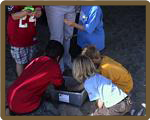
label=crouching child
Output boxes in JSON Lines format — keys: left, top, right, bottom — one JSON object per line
{"left": 6, "top": 40, "right": 64, "bottom": 115}
{"left": 72, "top": 55, "right": 132, "bottom": 116}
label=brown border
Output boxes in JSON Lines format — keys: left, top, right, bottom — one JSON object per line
{"left": 1, "top": 1, "right": 149, "bottom": 120}
{"left": 2, "top": 0, "right": 149, "bottom": 1}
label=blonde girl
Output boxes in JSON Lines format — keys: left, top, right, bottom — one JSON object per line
{"left": 72, "top": 55, "right": 132, "bottom": 116}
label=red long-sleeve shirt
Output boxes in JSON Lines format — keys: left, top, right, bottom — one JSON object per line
{"left": 7, "top": 6, "right": 42, "bottom": 47}
{"left": 7, "top": 56, "right": 63, "bottom": 114}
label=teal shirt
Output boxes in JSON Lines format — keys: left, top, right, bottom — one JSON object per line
{"left": 84, "top": 74, "right": 127, "bottom": 108}
{"left": 77, "top": 6, "right": 105, "bottom": 51}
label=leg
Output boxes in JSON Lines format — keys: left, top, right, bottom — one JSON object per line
{"left": 26, "top": 100, "right": 60, "bottom": 116}
{"left": 93, "top": 97, "right": 132, "bottom": 116}
{"left": 10, "top": 47, "right": 27, "bottom": 77}
{"left": 45, "top": 6, "right": 65, "bottom": 72}
{"left": 28, "top": 44, "right": 38, "bottom": 62}
{"left": 16, "top": 45, "right": 38, "bottom": 76}
{"left": 45, "top": 6, "right": 64, "bottom": 42}
{"left": 11, "top": 46, "right": 37, "bottom": 77}
{"left": 92, "top": 106, "right": 110, "bottom": 116}
{"left": 107, "top": 97, "right": 132, "bottom": 116}
{"left": 16, "top": 63, "right": 24, "bottom": 77}
{"left": 63, "top": 11, "right": 76, "bottom": 69}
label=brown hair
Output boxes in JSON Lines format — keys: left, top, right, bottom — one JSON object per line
{"left": 72, "top": 55, "right": 96, "bottom": 83}
{"left": 81, "top": 46, "right": 100, "bottom": 59}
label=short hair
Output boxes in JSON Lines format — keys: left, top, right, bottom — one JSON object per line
{"left": 81, "top": 46, "right": 101, "bottom": 59}
{"left": 72, "top": 55, "right": 96, "bottom": 83}
{"left": 45, "top": 40, "right": 64, "bottom": 61}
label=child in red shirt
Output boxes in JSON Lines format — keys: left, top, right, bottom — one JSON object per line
{"left": 7, "top": 6, "right": 42, "bottom": 76}
{"left": 7, "top": 40, "right": 64, "bottom": 115}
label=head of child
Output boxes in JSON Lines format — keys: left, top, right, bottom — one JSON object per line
{"left": 45, "top": 40, "right": 64, "bottom": 62}
{"left": 72, "top": 55, "right": 96, "bottom": 84}
{"left": 81, "top": 46, "right": 101, "bottom": 66}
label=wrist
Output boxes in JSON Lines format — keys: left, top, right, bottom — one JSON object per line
{"left": 73, "top": 22, "right": 78, "bottom": 27}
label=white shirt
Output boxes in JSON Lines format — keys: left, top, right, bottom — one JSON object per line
{"left": 84, "top": 74, "right": 127, "bottom": 108}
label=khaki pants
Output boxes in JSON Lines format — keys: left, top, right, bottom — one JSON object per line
{"left": 45, "top": 6, "right": 76, "bottom": 72}
{"left": 92, "top": 96, "right": 132, "bottom": 116}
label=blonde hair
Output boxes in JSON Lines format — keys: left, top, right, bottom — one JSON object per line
{"left": 72, "top": 55, "right": 96, "bottom": 83}
{"left": 81, "top": 46, "right": 101, "bottom": 60}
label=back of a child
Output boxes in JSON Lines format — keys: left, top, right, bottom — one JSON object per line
{"left": 7, "top": 56, "right": 63, "bottom": 114}
{"left": 100, "top": 56, "right": 133, "bottom": 94}
{"left": 7, "top": 40, "right": 64, "bottom": 115}
{"left": 84, "top": 73, "right": 132, "bottom": 116}
{"left": 72, "top": 55, "right": 132, "bottom": 116}
{"left": 81, "top": 46, "right": 133, "bottom": 94}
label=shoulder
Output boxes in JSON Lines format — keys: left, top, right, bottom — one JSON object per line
{"left": 88, "top": 6, "right": 101, "bottom": 17}
{"left": 102, "top": 56, "right": 122, "bottom": 67}
{"left": 89, "top": 6, "right": 99, "bottom": 12}
{"left": 7, "top": 6, "right": 15, "bottom": 12}
{"left": 34, "top": 56, "right": 50, "bottom": 62}
{"left": 24, "top": 56, "right": 49, "bottom": 68}
{"left": 7, "top": 6, "right": 24, "bottom": 13}
{"left": 90, "top": 6, "right": 101, "bottom": 12}
{"left": 84, "top": 74, "right": 100, "bottom": 84}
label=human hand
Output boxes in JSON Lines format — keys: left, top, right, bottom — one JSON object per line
{"left": 26, "top": 11, "right": 35, "bottom": 16}
{"left": 23, "top": 6, "right": 35, "bottom": 16}
{"left": 34, "top": 8, "right": 42, "bottom": 18}
{"left": 27, "top": 8, "right": 42, "bottom": 17}
{"left": 64, "top": 19, "right": 75, "bottom": 27}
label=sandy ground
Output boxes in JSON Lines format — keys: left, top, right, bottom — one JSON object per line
{"left": 5, "top": 6, "right": 146, "bottom": 116}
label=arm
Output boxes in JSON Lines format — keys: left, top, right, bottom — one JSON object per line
{"left": 11, "top": 7, "right": 42, "bottom": 20}
{"left": 7, "top": 6, "right": 28, "bottom": 20}
{"left": 51, "top": 63, "right": 64, "bottom": 88}
{"left": 11, "top": 10, "right": 29, "bottom": 20}
{"left": 33, "top": 7, "right": 42, "bottom": 18}
{"left": 64, "top": 6, "right": 101, "bottom": 33}
{"left": 83, "top": 6, "right": 101, "bottom": 34}
{"left": 64, "top": 19, "right": 84, "bottom": 31}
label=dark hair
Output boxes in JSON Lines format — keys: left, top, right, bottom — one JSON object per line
{"left": 45, "top": 40, "right": 64, "bottom": 61}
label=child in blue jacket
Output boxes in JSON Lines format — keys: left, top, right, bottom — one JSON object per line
{"left": 64, "top": 6, "right": 105, "bottom": 51}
